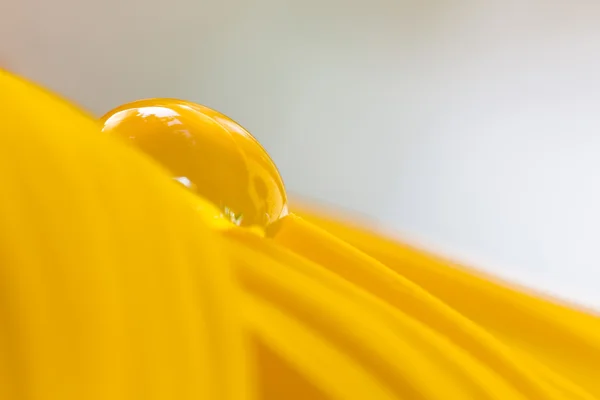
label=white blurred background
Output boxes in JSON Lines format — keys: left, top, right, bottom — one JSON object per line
{"left": 3, "top": 0, "right": 600, "bottom": 307}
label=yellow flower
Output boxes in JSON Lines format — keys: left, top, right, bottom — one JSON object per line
{"left": 1, "top": 69, "right": 599, "bottom": 400}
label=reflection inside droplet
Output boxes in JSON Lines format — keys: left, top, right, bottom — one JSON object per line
{"left": 137, "top": 107, "right": 180, "bottom": 119}
{"left": 173, "top": 176, "right": 195, "bottom": 190}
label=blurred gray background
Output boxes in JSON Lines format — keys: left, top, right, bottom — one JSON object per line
{"left": 3, "top": 1, "right": 600, "bottom": 307}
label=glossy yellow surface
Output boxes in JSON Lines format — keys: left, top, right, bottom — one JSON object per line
{"left": 0, "top": 70, "right": 249, "bottom": 400}
{"left": 272, "top": 210, "right": 600, "bottom": 399}
{"left": 3, "top": 68, "right": 600, "bottom": 400}
{"left": 100, "top": 99, "right": 288, "bottom": 230}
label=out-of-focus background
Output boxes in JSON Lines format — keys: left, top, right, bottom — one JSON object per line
{"left": 3, "top": 1, "right": 600, "bottom": 307}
